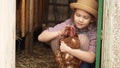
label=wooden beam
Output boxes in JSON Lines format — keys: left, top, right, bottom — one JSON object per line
{"left": 101, "top": 0, "right": 120, "bottom": 68}
{"left": 0, "top": 0, "right": 16, "bottom": 68}
{"left": 21, "top": 0, "right": 26, "bottom": 37}
{"left": 24, "top": 0, "right": 30, "bottom": 55}
{"left": 29, "top": 0, "right": 34, "bottom": 54}
{"left": 24, "top": 0, "right": 34, "bottom": 55}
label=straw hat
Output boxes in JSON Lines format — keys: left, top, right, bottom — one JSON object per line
{"left": 70, "top": 0, "right": 98, "bottom": 18}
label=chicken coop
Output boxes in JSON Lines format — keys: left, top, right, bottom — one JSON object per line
{"left": 16, "top": 0, "right": 76, "bottom": 55}
{"left": 0, "top": 0, "right": 120, "bottom": 68}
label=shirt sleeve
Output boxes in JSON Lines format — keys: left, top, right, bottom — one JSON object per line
{"left": 88, "top": 27, "right": 97, "bottom": 53}
{"left": 47, "top": 19, "right": 71, "bottom": 32}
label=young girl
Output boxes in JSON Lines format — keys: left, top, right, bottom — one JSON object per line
{"left": 38, "top": 0, "right": 98, "bottom": 68}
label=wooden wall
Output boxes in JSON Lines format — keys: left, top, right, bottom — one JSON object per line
{"left": 16, "top": 0, "right": 43, "bottom": 37}
{"left": 16, "top": 0, "right": 45, "bottom": 55}
{"left": 101, "top": 0, "right": 120, "bottom": 68}
{"left": 0, "top": 0, "right": 16, "bottom": 68}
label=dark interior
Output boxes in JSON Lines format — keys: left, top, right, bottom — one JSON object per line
{"left": 16, "top": 0, "right": 77, "bottom": 68}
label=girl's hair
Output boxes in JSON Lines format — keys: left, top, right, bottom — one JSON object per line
{"left": 70, "top": 9, "right": 76, "bottom": 22}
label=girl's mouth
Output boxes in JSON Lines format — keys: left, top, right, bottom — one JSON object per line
{"left": 77, "top": 23, "right": 83, "bottom": 26}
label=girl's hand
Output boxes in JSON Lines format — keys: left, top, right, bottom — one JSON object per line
{"left": 58, "top": 25, "right": 70, "bottom": 36}
{"left": 60, "top": 41, "right": 71, "bottom": 53}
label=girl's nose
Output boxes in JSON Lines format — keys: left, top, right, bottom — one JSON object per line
{"left": 79, "top": 17, "right": 83, "bottom": 22}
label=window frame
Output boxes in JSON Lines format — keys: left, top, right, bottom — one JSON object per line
{"left": 95, "top": 0, "right": 103, "bottom": 68}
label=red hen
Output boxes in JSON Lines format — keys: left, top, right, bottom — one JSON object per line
{"left": 54, "top": 26, "right": 82, "bottom": 68}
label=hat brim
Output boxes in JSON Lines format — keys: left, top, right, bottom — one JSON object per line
{"left": 70, "top": 3, "right": 98, "bottom": 18}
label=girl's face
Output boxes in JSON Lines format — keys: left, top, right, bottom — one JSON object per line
{"left": 74, "top": 9, "right": 93, "bottom": 29}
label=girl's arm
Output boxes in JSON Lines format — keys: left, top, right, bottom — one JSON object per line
{"left": 38, "top": 30, "right": 60, "bottom": 42}
{"left": 60, "top": 42, "right": 96, "bottom": 63}
{"left": 68, "top": 48, "right": 95, "bottom": 63}
{"left": 38, "top": 24, "right": 70, "bottom": 42}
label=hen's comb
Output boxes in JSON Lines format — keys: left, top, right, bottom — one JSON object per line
{"left": 69, "top": 26, "right": 75, "bottom": 37}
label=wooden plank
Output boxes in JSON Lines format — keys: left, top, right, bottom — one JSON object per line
{"left": 39, "top": 0, "right": 42, "bottom": 20}
{"left": 29, "top": 0, "right": 34, "bottom": 54}
{"left": 42, "top": 0, "right": 49, "bottom": 24}
{"left": 21, "top": 0, "right": 26, "bottom": 37}
{"left": 49, "top": 3, "right": 68, "bottom": 6}
{"left": 0, "top": 0, "right": 15, "bottom": 68}
{"left": 101, "top": 0, "right": 113, "bottom": 67}
{"left": 25, "top": 0, "right": 30, "bottom": 55}
{"left": 24, "top": 0, "right": 34, "bottom": 55}
{"left": 101, "top": 0, "right": 120, "bottom": 68}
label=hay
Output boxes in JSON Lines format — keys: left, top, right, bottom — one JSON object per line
{"left": 16, "top": 42, "right": 57, "bottom": 68}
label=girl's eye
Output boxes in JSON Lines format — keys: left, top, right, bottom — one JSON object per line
{"left": 84, "top": 17, "right": 89, "bottom": 19}
{"left": 84, "top": 17, "right": 90, "bottom": 19}
{"left": 75, "top": 13, "right": 81, "bottom": 17}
